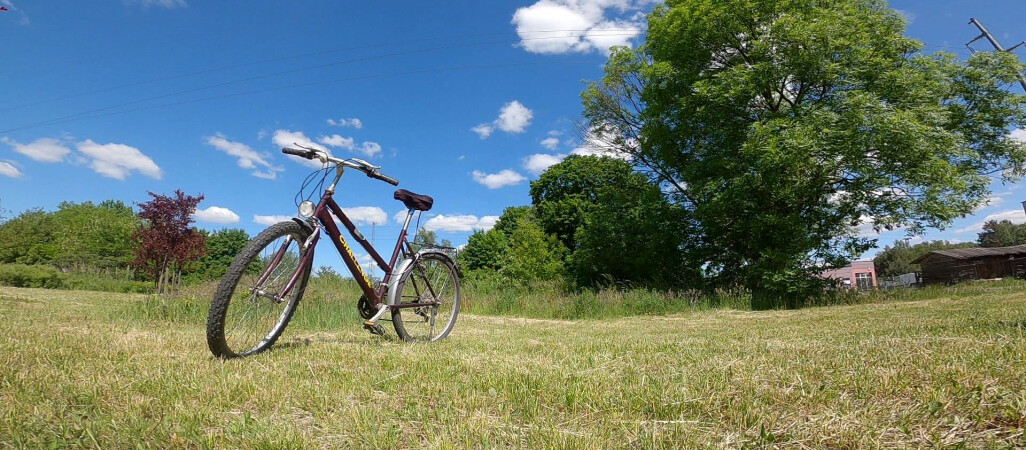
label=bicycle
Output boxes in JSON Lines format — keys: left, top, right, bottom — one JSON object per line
{"left": 205, "top": 145, "right": 462, "bottom": 359}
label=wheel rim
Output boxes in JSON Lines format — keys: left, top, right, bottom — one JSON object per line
{"left": 224, "top": 232, "right": 305, "bottom": 355}
{"left": 397, "top": 257, "right": 458, "bottom": 341}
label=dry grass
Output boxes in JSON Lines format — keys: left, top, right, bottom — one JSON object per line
{"left": 1, "top": 286, "right": 1025, "bottom": 448}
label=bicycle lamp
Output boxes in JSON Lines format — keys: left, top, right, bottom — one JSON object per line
{"left": 298, "top": 201, "right": 316, "bottom": 218}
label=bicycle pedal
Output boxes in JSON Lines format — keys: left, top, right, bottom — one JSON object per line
{"left": 363, "top": 321, "right": 385, "bottom": 336}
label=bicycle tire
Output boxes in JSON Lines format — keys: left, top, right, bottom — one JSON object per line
{"left": 206, "top": 220, "right": 311, "bottom": 358}
{"left": 391, "top": 252, "right": 461, "bottom": 342}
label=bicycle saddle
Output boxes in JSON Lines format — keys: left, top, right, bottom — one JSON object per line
{"left": 394, "top": 189, "right": 433, "bottom": 211}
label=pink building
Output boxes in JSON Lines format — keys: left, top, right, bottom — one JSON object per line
{"left": 820, "top": 261, "right": 877, "bottom": 289}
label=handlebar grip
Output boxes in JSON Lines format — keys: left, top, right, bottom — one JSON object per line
{"left": 282, "top": 147, "right": 316, "bottom": 159}
{"left": 368, "top": 170, "right": 399, "bottom": 186}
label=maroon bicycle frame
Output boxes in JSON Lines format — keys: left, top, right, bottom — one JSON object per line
{"left": 268, "top": 188, "right": 438, "bottom": 310}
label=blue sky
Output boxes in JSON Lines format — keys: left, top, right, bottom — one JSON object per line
{"left": 1, "top": 0, "right": 1025, "bottom": 275}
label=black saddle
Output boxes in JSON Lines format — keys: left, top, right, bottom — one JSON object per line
{"left": 394, "top": 189, "right": 433, "bottom": 211}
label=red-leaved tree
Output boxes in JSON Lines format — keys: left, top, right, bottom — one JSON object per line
{"left": 133, "top": 190, "right": 206, "bottom": 294}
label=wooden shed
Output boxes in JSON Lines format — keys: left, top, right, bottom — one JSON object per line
{"left": 911, "top": 245, "right": 1026, "bottom": 285}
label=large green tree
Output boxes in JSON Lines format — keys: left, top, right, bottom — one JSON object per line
{"left": 0, "top": 208, "right": 57, "bottom": 265}
{"left": 51, "top": 200, "right": 139, "bottom": 270}
{"left": 584, "top": 0, "right": 1026, "bottom": 301}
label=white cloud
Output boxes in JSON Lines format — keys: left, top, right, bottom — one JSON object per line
{"left": 424, "top": 214, "right": 500, "bottom": 232}
{"left": 358, "top": 141, "right": 382, "bottom": 158}
{"left": 472, "top": 101, "right": 534, "bottom": 138}
{"left": 273, "top": 129, "right": 326, "bottom": 168}
{"left": 342, "top": 206, "right": 387, "bottom": 226}
{"left": 523, "top": 153, "right": 566, "bottom": 175}
{"left": 76, "top": 140, "right": 162, "bottom": 180}
{"left": 478, "top": 215, "right": 500, "bottom": 231}
{"left": 254, "top": 214, "right": 292, "bottom": 226}
{"left": 1011, "top": 128, "right": 1026, "bottom": 143}
{"left": 512, "top": 0, "right": 645, "bottom": 55}
{"left": 393, "top": 208, "right": 410, "bottom": 224}
{"left": 327, "top": 118, "right": 363, "bottom": 129}
{"left": 571, "top": 126, "right": 633, "bottom": 160}
{"left": 540, "top": 137, "right": 560, "bottom": 150}
{"left": 206, "top": 134, "right": 282, "bottom": 179}
{"left": 193, "top": 206, "right": 240, "bottom": 224}
{"left": 319, "top": 134, "right": 355, "bottom": 150}
{"left": 472, "top": 169, "right": 527, "bottom": 189}
{"left": 495, "top": 101, "right": 533, "bottom": 133}
{"left": 0, "top": 161, "right": 23, "bottom": 178}
{"left": 318, "top": 134, "right": 381, "bottom": 158}
{"left": 1, "top": 137, "right": 71, "bottom": 163}
{"left": 957, "top": 209, "right": 1026, "bottom": 234}
{"left": 471, "top": 124, "right": 494, "bottom": 139}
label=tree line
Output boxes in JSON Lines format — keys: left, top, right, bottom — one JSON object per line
{"left": 874, "top": 219, "right": 1026, "bottom": 277}
{"left": 0, "top": 192, "right": 250, "bottom": 291}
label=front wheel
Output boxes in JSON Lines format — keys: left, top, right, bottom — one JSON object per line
{"left": 206, "top": 220, "right": 311, "bottom": 358}
{"left": 391, "top": 253, "right": 461, "bottom": 342}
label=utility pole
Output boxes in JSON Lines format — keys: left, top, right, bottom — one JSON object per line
{"left": 967, "top": 18, "right": 1026, "bottom": 92}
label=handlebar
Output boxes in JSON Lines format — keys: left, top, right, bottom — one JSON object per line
{"left": 282, "top": 147, "right": 399, "bottom": 186}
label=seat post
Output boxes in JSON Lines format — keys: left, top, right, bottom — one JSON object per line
{"left": 401, "top": 207, "right": 415, "bottom": 233}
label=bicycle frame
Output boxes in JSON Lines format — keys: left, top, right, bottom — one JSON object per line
{"left": 267, "top": 164, "right": 438, "bottom": 312}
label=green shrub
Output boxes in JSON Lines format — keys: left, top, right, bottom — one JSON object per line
{"left": 0, "top": 264, "right": 65, "bottom": 288}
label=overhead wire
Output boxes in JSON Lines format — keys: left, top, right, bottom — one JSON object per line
{"left": 1, "top": 60, "right": 593, "bottom": 133}
{"left": 1, "top": 30, "right": 640, "bottom": 133}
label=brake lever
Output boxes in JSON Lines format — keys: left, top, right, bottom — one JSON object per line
{"left": 295, "top": 143, "right": 330, "bottom": 163}
{"left": 349, "top": 157, "right": 380, "bottom": 170}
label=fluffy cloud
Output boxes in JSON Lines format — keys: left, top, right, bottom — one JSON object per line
{"left": 512, "top": 0, "right": 646, "bottom": 55}
{"left": 496, "top": 101, "right": 533, "bottom": 133}
{"left": 76, "top": 140, "right": 162, "bottom": 180}
{"left": 193, "top": 206, "right": 240, "bottom": 224}
{"left": 472, "top": 169, "right": 527, "bottom": 189}
{"left": 957, "top": 209, "right": 1026, "bottom": 234}
{"left": 254, "top": 214, "right": 292, "bottom": 226}
{"left": 571, "top": 126, "right": 633, "bottom": 160}
{"left": 1, "top": 137, "right": 71, "bottom": 163}
{"left": 273, "top": 129, "right": 327, "bottom": 168}
{"left": 523, "top": 153, "right": 566, "bottom": 175}
{"left": 472, "top": 101, "right": 533, "bottom": 138}
{"left": 393, "top": 208, "right": 410, "bottom": 224}
{"left": 0, "top": 161, "right": 23, "bottom": 178}
{"left": 318, "top": 134, "right": 382, "bottom": 158}
{"left": 358, "top": 142, "right": 382, "bottom": 158}
{"left": 424, "top": 214, "right": 501, "bottom": 232}
{"left": 540, "top": 136, "right": 560, "bottom": 150}
{"left": 1011, "top": 128, "right": 1026, "bottom": 143}
{"left": 319, "top": 134, "right": 355, "bottom": 149}
{"left": 471, "top": 124, "right": 494, "bottom": 139}
{"left": 327, "top": 118, "right": 363, "bottom": 129}
{"left": 206, "top": 134, "right": 282, "bottom": 179}
{"left": 342, "top": 206, "right": 387, "bottom": 226}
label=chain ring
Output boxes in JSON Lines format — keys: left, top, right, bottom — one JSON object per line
{"left": 357, "top": 294, "right": 377, "bottom": 320}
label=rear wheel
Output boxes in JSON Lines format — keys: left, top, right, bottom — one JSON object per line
{"left": 391, "top": 253, "right": 461, "bottom": 342}
{"left": 206, "top": 221, "right": 311, "bottom": 358}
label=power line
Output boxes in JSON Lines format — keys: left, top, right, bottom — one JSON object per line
{"left": 2, "top": 30, "right": 642, "bottom": 113}
{"left": 0, "top": 32, "right": 638, "bottom": 133}
{"left": 0, "top": 60, "right": 592, "bottom": 133}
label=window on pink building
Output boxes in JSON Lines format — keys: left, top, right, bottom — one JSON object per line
{"left": 855, "top": 272, "right": 872, "bottom": 290}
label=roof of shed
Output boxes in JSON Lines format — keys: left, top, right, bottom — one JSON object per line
{"left": 911, "top": 244, "right": 1026, "bottom": 264}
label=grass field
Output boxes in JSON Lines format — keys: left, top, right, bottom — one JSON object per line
{"left": 1, "top": 285, "right": 1025, "bottom": 448}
